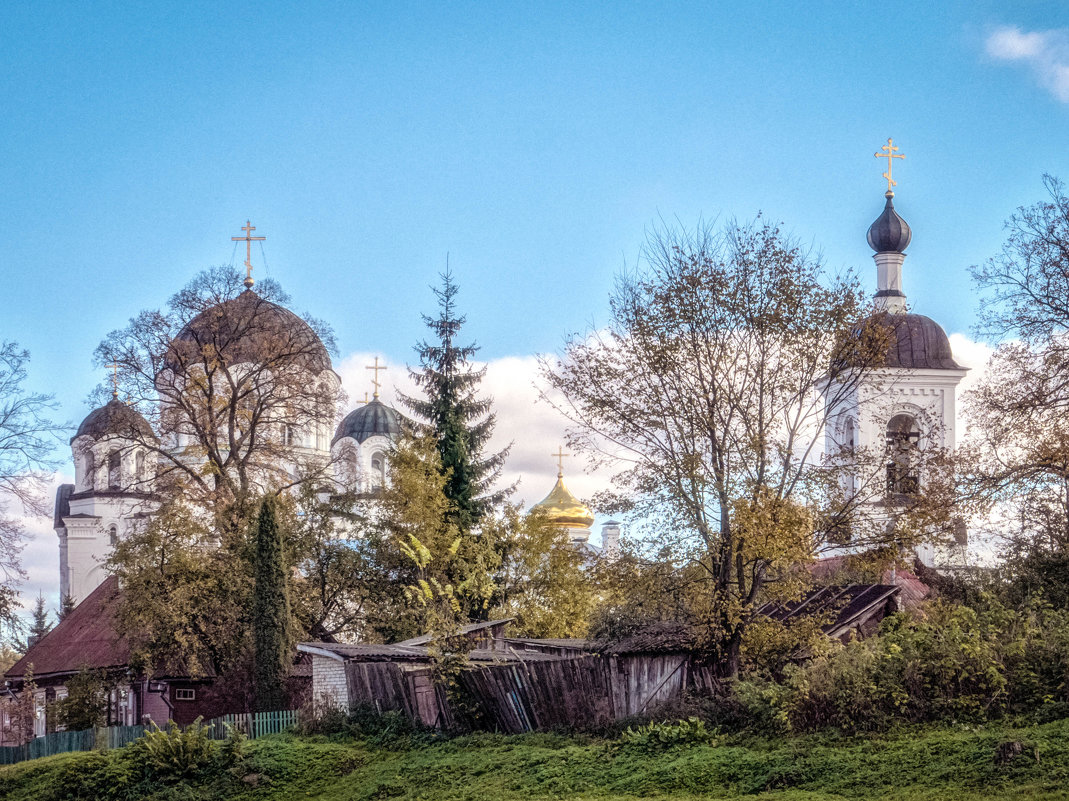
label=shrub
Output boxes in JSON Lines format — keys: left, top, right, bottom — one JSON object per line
{"left": 128, "top": 718, "right": 219, "bottom": 782}
{"left": 620, "top": 717, "right": 717, "bottom": 751}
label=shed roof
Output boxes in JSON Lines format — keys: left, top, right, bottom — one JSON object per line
{"left": 395, "top": 618, "right": 514, "bottom": 647}
{"left": 758, "top": 584, "right": 900, "bottom": 639}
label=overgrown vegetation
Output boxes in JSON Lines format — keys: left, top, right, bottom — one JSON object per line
{"left": 5, "top": 718, "right": 1069, "bottom": 800}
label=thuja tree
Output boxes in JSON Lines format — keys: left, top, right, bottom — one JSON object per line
{"left": 253, "top": 494, "right": 291, "bottom": 712}
{"left": 544, "top": 218, "right": 955, "bottom": 677}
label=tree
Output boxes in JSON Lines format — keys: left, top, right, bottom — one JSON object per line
{"left": 20, "top": 593, "right": 51, "bottom": 650}
{"left": 50, "top": 665, "right": 108, "bottom": 731}
{"left": 107, "top": 497, "right": 252, "bottom": 679}
{"left": 253, "top": 495, "right": 291, "bottom": 712}
{"left": 403, "top": 269, "right": 511, "bottom": 532}
{"left": 94, "top": 266, "right": 341, "bottom": 530}
{"left": 544, "top": 218, "right": 953, "bottom": 676}
{"left": 0, "top": 342, "right": 62, "bottom": 637}
{"left": 488, "top": 507, "right": 598, "bottom": 638}
{"left": 963, "top": 175, "right": 1069, "bottom": 583}
{"left": 360, "top": 432, "right": 487, "bottom": 643}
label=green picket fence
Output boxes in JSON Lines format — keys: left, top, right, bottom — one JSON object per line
{"left": 0, "top": 710, "right": 298, "bottom": 767}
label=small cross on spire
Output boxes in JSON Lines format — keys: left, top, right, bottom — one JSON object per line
{"left": 552, "top": 446, "right": 570, "bottom": 478}
{"left": 874, "top": 138, "right": 906, "bottom": 195}
{"left": 366, "top": 356, "right": 387, "bottom": 400}
{"left": 231, "top": 220, "right": 266, "bottom": 288}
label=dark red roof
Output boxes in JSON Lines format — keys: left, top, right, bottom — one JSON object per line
{"left": 5, "top": 577, "right": 130, "bottom": 680}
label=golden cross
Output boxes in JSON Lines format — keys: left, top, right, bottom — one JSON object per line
{"left": 552, "top": 446, "right": 570, "bottom": 477}
{"left": 109, "top": 362, "right": 120, "bottom": 399}
{"left": 361, "top": 392, "right": 370, "bottom": 405}
{"left": 874, "top": 138, "right": 906, "bottom": 194}
{"left": 231, "top": 220, "right": 266, "bottom": 288}
{"left": 366, "top": 356, "right": 387, "bottom": 399}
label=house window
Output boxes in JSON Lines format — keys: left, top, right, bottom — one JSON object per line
{"left": 886, "top": 414, "right": 921, "bottom": 496}
{"left": 174, "top": 688, "right": 196, "bottom": 701}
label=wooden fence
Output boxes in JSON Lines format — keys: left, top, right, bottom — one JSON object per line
{"left": 0, "top": 709, "right": 298, "bottom": 767}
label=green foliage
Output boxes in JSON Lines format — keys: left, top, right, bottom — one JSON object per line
{"left": 129, "top": 719, "right": 218, "bottom": 782}
{"left": 253, "top": 495, "right": 292, "bottom": 712}
{"left": 403, "top": 268, "right": 511, "bottom": 534}
{"left": 50, "top": 665, "right": 109, "bottom": 732}
{"left": 620, "top": 717, "right": 717, "bottom": 751}
{"left": 8, "top": 719, "right": 1069, "bottom": 801}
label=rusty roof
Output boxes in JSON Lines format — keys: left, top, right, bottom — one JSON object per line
{"left": 6, "top": 577, "right": 130, "bottom": 680}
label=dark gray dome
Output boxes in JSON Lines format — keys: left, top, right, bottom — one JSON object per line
{"left": 865, "top": 312, "right": 963, "bottom": 370}
{"left": 73, "top": 398, "right": 156, "bottom": 444}
{"left": 332, "top": 399, "right": 404, "bottom": 445}
{"left": 867, "top": 193, "right": 912, "bottom": 253}
{"left": 165, "top": 290, "right": 332, "bottom": 374}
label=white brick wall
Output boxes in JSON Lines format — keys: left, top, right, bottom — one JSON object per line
{"left": 312, "top": 656, "right": 349, "bottom": 710}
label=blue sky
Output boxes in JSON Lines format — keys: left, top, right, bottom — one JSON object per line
{"left": 2, "top": 2, "right": 1068, "bottom": 608}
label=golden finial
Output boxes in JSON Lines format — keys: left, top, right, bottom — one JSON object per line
{"left": 366, "top": 356, "right": 387, "bottom": 400}
{"left": 231, "top": 220, "right": 266, "bottom": 289}
{"left": 552, "top": 446, "right": 570, "bottom": 478}
{"left": 874, "top": 138, "right": 906, "bottom": 195}
{"left": 109, "top": 361, "right": 120, "bottom": 399}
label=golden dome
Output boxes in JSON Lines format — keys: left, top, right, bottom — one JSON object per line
{"left": 531, "top": 473, "right": 595, "bottom": 529}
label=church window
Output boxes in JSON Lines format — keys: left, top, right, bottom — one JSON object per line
{"left": 370, "top": 452, "right": 386, "bottom": 490}
{"left": 886, "top": 414, "right": 921, "bottom": 496}
{"left": 283, "top": 424, "right": 299, "bottom": 447}
{"left": 82, "top": 451, "right": 95, "bottom": 490}
{"left": 108, "top": 450, "right": 122, "bottom": 490}
{"left": 108, "top": 525, "right": 118, "bottom": 547}
{"left": 135, "top": 451, "right": 146, "bottom": 483}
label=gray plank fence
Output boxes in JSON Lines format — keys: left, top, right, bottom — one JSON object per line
{"left": 0, "top": 709, "right": 298, "bottom": 767}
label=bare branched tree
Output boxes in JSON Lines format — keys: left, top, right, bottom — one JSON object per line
{"left": 963, "top": 176, "right": 1069, "bottom": 556}
{"left": 543, "top": 219, "right": 954, "bottom": 676}
{"left": 94, "top": 266, "right": 342, "bottom": 522}
{"left": 0, "top": 342, "right": 63, "bottom": 634}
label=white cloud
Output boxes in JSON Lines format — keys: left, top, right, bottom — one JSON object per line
{"left": 985, "top": 25, "right": 1069, "bottom": 103}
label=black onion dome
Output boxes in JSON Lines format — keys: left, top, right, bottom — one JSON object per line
{"left": 867, "top": 193, "right": 912, "bottom": 253}
{"left": 73, "top": 398, "right": 156, "bottom": 444}
{"left": 332, "top": 399, "right": 404, "bottom": 445}
{"left": 164, "top": 290, "right": 332, "bottom": 374}
{"left": 843, "top": 312, "right": 963, "bottom": 371}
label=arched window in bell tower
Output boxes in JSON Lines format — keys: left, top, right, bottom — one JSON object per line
{"left": 107, "top": 450, "right": 122, "bottom": 490}
{"left": 886, "top": 414, "right": 921, "bottom": 496}
{"left": 370, "top": 451, "right": 386, "bottom": 491}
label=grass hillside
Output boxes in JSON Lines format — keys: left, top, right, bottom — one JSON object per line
{"left": 3, "top": 719, "right": 1069, "bottom": 800}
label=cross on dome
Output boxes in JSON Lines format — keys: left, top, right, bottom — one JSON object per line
{"left": 109, "top": 361, "right": 120, "bottom": 399}
{"left": 231, "top": 220, "right": 266, "bottom": 289}
{"left": 552, "top": 446, "right": 570, "bottom": 478}
{"left": 874, "top": 138, "right": 906, "bottom": 195}
{"left": 366, "top": 356, "right": 387, "bottom": 399}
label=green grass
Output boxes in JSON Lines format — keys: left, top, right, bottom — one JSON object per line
{"left": 3, "top": 720, "right": 1069, "bottom": 800}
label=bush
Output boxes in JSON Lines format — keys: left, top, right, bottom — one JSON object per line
{"left": 128, "top": 718, "right": 220, "bottom": 782}
{"left": 620, "top": 717, "right": 717, "bottom": 751}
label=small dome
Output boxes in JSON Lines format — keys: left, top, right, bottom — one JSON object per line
{"left": 164, "top": 290, "right": 331, "bottom": 374}
{"left": 73, "top": 398, "right": 156, "bottom": 444}
{"left": 843, "top": 312, "right": 963, "bottom": 371}
{"left": 332, "top": 399, "right": 404, "bottom": 445}
{"left": 867, "top": 193, "right": 912, "bottom": 254}
{"left": 531, "top": 475, "right": 595, "bottom": 529}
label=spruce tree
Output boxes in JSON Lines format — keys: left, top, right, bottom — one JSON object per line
{"left": 252, "top": 495, "right": 291, "bottom": 712}
{"left": 22, "top": 593, "right": 51, "bottom": 650}
{"left": 403, "top": 269, "right": 511, "bottom": 532}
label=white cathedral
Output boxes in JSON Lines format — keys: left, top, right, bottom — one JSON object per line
{"left": 53, "top": 157, "right": 970, "bottom": 607}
